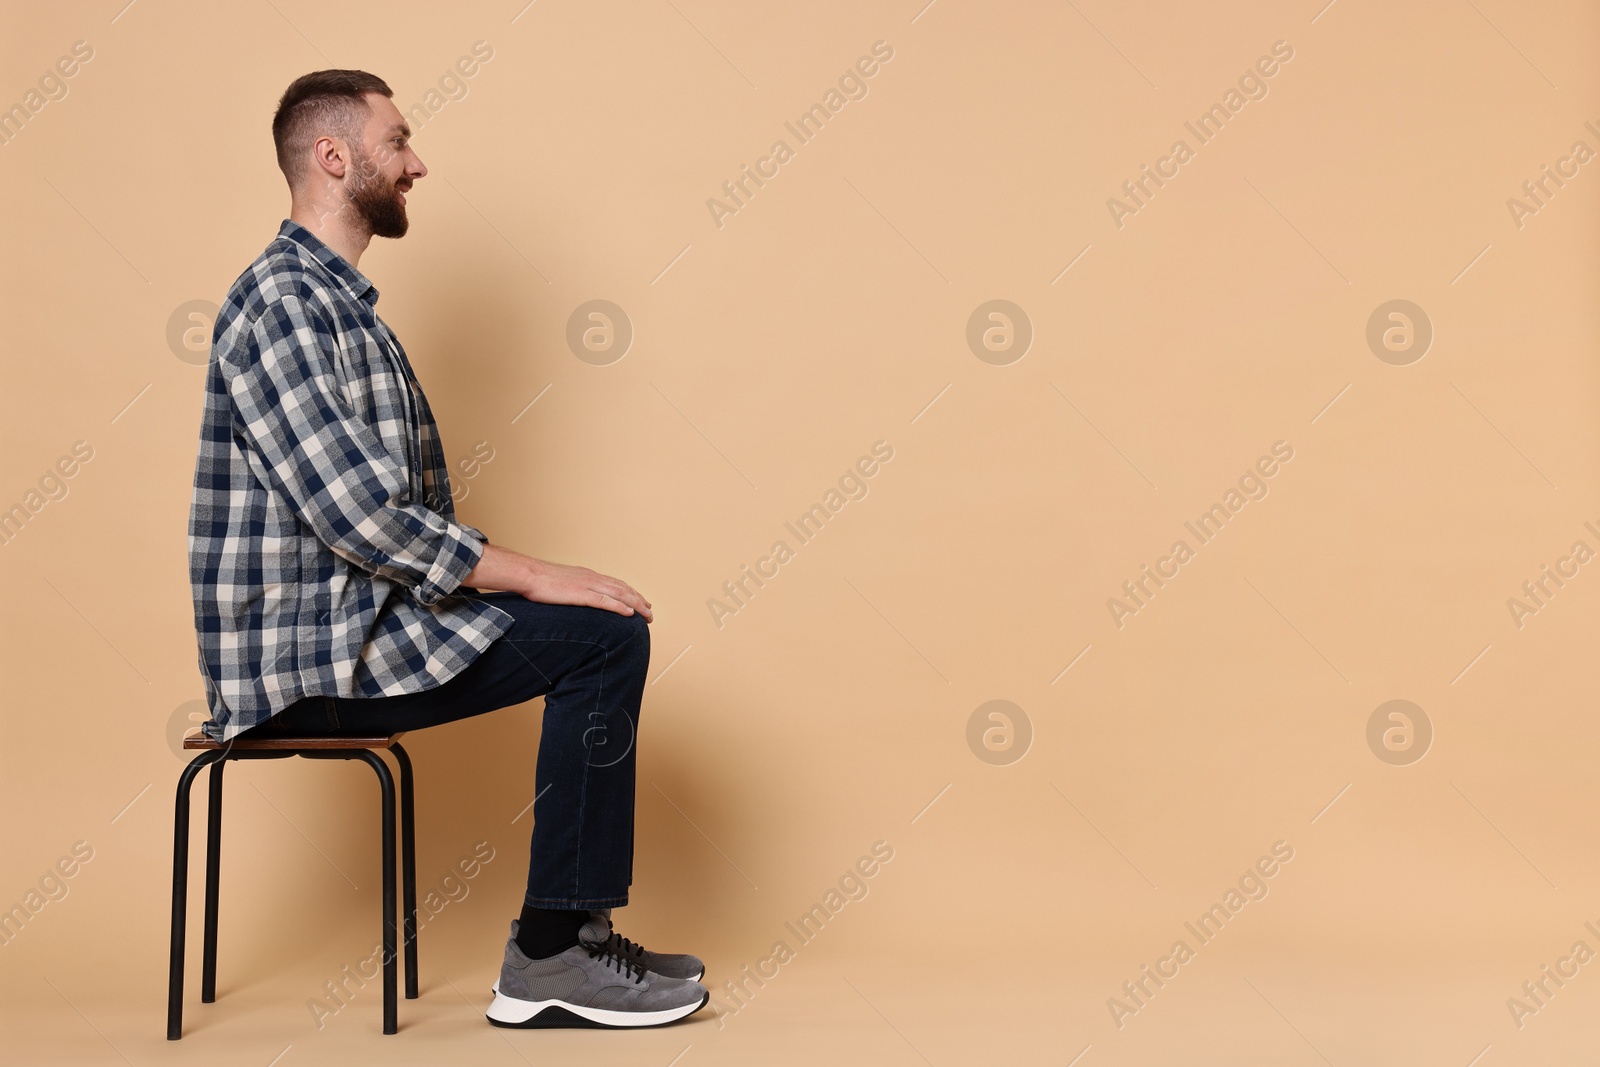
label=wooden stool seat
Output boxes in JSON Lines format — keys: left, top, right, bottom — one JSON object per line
{"left": 182, "top": 727, "right": 407, "bottom": 750}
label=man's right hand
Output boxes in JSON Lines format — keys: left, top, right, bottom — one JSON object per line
{"left": 465, "top": 542, "right": 653, "bottom": 622}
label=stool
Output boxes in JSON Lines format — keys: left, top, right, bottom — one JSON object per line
{"left": 167, "top": 728, "right": 419, "bottom": 1038}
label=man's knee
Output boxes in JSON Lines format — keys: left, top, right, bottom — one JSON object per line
{"left": 590, "top": 607, "right": 650, "bottom": 669}
{"left": 618, "top": 610, "right": 650, "bottom": 664}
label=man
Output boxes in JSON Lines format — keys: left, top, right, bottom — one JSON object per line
{"left": 187, "top": 69, "right": 706, "bottom": 1029}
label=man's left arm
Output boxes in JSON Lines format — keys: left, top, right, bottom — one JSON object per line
{"left": 224, "top": 293, "right": 487, "bottom": 607}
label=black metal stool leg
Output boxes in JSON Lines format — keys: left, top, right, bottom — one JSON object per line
{"left": 168, "top": 749, "right": 227, "bottom": 1041}
{"left": 353, "top": 751, "right": 399, "bottom": 1035}
{"left": 200, "top": 757, "right": 227, "bottom": 1003}
{"left": 306, "top": 750, "right": 400, "bottom": 1033}
{"left": 390, "top": 741, "right": 418, "bottom": 999}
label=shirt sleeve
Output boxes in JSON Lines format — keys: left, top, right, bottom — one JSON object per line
{"left": 223, "top": 293, "right": 486, "bottom": 607}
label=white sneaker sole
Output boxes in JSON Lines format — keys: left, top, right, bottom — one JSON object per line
{"left": 485, "top": 986, "right": 708, "bottom": 1029}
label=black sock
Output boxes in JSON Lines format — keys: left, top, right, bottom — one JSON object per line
{"left": 515, "top": 905, "right": 590, "bottom": 960}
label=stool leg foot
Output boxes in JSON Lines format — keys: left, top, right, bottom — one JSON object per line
{"left": 200, "top": 758, "right": 226, "bottom": 1003}
{"left": 168, "top": 750, "right": 224, "bottom": 1040}
{"left": 391, "top": 742, "right": 418, "bottom": 999}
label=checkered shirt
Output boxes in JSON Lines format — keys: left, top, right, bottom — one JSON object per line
{"left": 188, "top": 219, "right": 512, "bottom": 741}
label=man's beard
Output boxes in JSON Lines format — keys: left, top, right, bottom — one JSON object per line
{"left": 346, "top": 149, "right": 408, "bottom": 238}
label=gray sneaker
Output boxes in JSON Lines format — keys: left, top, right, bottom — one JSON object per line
{"left": 486, "top": 917, "right": 708, "bottom": 1028}
{"left": 501, "top": 913, "right": 706, "bottom": 982}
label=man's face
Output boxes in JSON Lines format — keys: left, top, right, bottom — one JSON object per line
{"left": 344, "top": 93, "right": 426, "bottom": 239}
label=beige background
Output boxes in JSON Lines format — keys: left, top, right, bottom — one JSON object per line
{"left": 3, "top": 0, "right": 1599, "bottom": 1063}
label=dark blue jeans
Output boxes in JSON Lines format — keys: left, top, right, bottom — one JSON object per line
{"left": 242, "top": 589, "right": 649, "bottom": 910}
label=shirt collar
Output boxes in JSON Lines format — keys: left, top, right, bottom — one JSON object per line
{"left": 276, "top": 218, "right": 380, "bottom": 306}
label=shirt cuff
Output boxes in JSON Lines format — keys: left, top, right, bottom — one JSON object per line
{"left": 414, "top": 523, "right": 487, "bottom": 606}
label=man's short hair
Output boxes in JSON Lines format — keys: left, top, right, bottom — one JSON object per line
{"left": 272, "top": 69, "right": 393, "bottom": 189}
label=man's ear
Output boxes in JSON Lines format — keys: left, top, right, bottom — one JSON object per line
{"left": 310, "top": 135, "right": 350, "bottom": 181}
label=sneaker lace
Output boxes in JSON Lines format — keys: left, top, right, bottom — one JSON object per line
{"left": 582, "top": 935, "right": 648, "bottom": 983}
{"left": 607, "top": 931, "right": 648, "bottom": 959}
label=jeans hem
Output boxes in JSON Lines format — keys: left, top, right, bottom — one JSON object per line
{"left": 523, "top": 894, "right": 629, "bottom": 910}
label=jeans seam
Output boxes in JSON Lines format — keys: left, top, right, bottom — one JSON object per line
{"left": 567, "top": 637, "right": 609, "bottom": 900}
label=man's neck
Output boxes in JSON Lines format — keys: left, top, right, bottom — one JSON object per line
{"left": 288, "top": 203, "right": 371, "bottom": 271}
